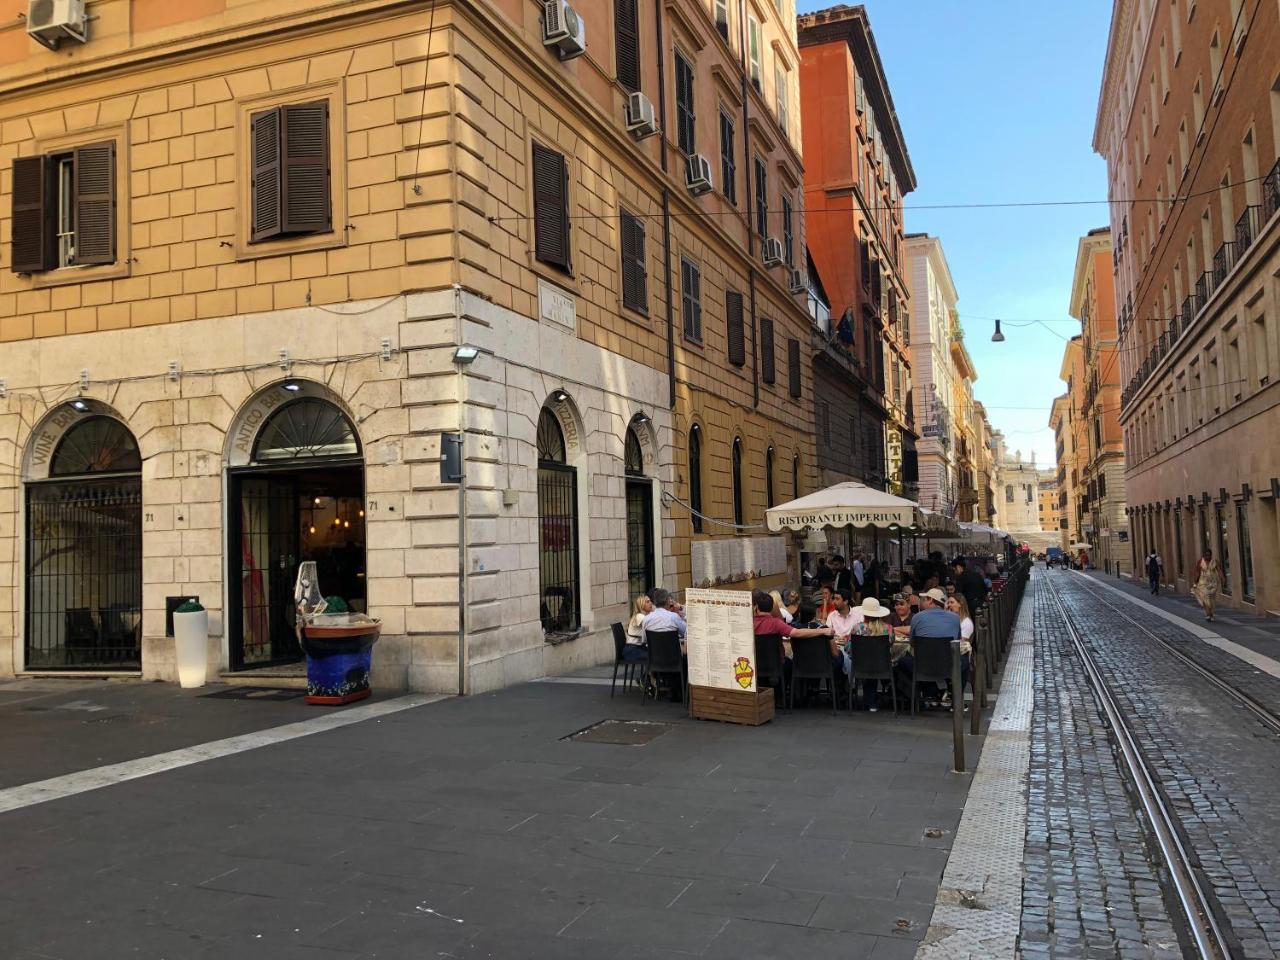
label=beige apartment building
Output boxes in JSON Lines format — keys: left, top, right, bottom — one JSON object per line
{"left": 1096, "top": 0, "right": 1279, "bottom": 610}
{"left": 0, "top": 0, "right": 813, "bottom": 689}
{"left": 1038, "top": 469, "right": 1061, "bottom": 536}
{"left": 1068, "top": 227, "right": 1130, "bottom": 575}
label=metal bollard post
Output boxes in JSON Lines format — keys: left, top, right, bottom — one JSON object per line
{"left": 970, "top": 641, "right": 983, "bottom": 736}
{"left": 951, "top": 639, "right": 965, "bottom": 773}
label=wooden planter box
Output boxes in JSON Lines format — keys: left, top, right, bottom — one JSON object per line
{"left": 689, "top": 685, "right": 774, "bottom": 726}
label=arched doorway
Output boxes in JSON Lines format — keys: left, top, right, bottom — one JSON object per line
{"left": 227, "top": 386, "right": 364, "bottom": 670}
{"left": 538, "top": 405, "right": 579, "bottom": 634}
{"left": 25, "top": 411, "right": 142, "bottom": 669}
{"left": 624, "top": 422, "right": 654, "bottom": 601}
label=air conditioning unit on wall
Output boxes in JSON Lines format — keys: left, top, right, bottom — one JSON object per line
{"left": 761, "top": 237, "right": 783, "bottom": 266}
{"left": 626, "top": 92, "right": 657, "bottom": 139}
{"left": 685, "top": 153, "right": 713, "bottom": 195}
{"left": 26, "top": 0, "right": 87, "bottom": 50}
{"left": 542, "top": 0, "right": 586, "bottom": 61}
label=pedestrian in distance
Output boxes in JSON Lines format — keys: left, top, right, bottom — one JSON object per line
{"left": 1145, "top": 551, "right": 1163, "bottom": 595}
{"left": 1193, "top": 550, "right": 1222, "bottom": 622}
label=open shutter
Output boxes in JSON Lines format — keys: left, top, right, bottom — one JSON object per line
{"left": 760, "top": 317, "right": 775, "bottom": 384}
{"left": 73, "top": 142, "right": 116, "bottom": 266}
{"left": 533, "top": 143, "right": 570, "bottom": 271}
{"left": 10, "top": 156, "right": 49, "bottom": 273}
{"left": 614, "top": 0, "right": 641, "bottom": 94}
{"left": 281, "top": 101, "right": 331, "bottom": 235}
{"left": 726, "top": 289, "right": 745, "bottom": 366}
{"left": 788, "top": 338, "right": 802, "bottom": 398}
{"left": 250, "top": 106, "right": 282, "bottom": 242}
{"left": 620, "top": 209, "right": 646, "bottom": 313}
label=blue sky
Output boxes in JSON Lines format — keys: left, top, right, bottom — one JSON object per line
{"left": 798, "top": 0, "right": 1114, "bottom": 464}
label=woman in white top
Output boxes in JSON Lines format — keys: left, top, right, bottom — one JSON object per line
{"left": 625, "top": 595, "right": 653, "bottom": 653}
{"left": 945, "top": 594, "right": 974, "bottom": 704}
{"left": 770, "top": 590, "right": 793, "bottom": 623}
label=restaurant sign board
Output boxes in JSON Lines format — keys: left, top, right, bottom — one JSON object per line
{"left": 766, "top": 507, "right": 915, "bottom": 531}
{"left": 685, "top": 589, "right": 755, "bottom": 693}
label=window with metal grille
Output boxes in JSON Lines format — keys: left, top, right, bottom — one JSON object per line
{"left": 250, "top": 102, "right": 331, "bottom": 243}
{"left": 782, "top": 196, "right": 794, "bottom": 266}
{"left": 614, "top": 0, "right": 641, "bottom": 93}
{"left": 788, "top": 338, "right": 801, "bottom": 397}
{"left": 681, "top": 257, "right": 702, "bottom": 342}
{"left": 726, "top": 289, "right": 745, "bottom": 366}
{"left": 760, "top": 317, "right": 775, "bottom": 384}
{"left": 675, "top": 51, "right": 696, "bottom": 155}
{"left": 689, "top": 424, "right": 703, "bottom": 533}
{"left": 619, "top": 209, "right": 647, "bottom": 314}
{"left": 532, "top": 143, "right": 571, "bottom": 272}
{"left": 753, "top": 155, "right": 767, "bottom": 236}
{"left": 537, "top": 408, "right": 580, "bottom": 634}
{"left": 10, "top": 142, "right": 117, "bottom": 273}
{"left": 732, "top": 437, "right": 744, "bottom": 527}
{"left": 720, "top": 112, "right": 736, "bottom": 204}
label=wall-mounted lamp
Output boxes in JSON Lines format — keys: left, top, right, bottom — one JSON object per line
{"left": 634, "top": 411, "right": 651, "bottom": 424}
{"left": 70, "top": 399, "right": 89, "bottom": 412}
{"left": 453, "top": 345, "right": 480, "bottom": 364}
{"left": 281, "top": 382, "right": 302, "bottom": 392}
{"left": 553, "top": 389, "right": 569, "bottom": 402}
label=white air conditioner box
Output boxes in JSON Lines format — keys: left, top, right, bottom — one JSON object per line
{"left": 543, "top": 0, "right": 587, "bottom": 60}
{"left": 26, "top": 0, "right": 87, "bottom": 50}
{"left": 626, "top": 91, "right": 657, "bottom": 138}
{"left": 761, "top": 237, "right": 783, "bottom": 266}
{"left": 685, "top": 153, "right": 713, "bottom": 195}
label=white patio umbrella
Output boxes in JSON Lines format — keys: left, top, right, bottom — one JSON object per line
{"left": 765, "top": 482, "right": 918, "bottom": 532}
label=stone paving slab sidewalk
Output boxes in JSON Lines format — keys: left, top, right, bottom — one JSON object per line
{"left": 0, "top": 671, "right": 989, "bottom": 959}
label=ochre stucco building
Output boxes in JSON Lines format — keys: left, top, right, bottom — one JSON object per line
{"left": 0, "top": 0, "right": 814, "bottom": 689}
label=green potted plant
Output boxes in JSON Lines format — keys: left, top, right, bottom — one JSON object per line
{"left": 299, "top": 595, "right": 381, "bottom": 705}
{"left": 172, "top": 599, "right": 208, "bottom": 689}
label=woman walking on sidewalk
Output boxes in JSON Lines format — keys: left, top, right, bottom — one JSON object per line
{"left": 1194, "top": 550, "right": 1222, "bottom": 622}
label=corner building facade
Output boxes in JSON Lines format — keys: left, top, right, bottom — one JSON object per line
{"left": 0, "top": 0, "right": 813, "bottom": 690}
{"left": 1096, "top": 0, "right": 1280, "bottom": 610}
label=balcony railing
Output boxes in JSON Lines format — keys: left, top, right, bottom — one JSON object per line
{"left": 1123, "top": 162, "right": 1280, "bottom": 414}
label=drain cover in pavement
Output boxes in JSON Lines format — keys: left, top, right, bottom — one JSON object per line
{"left": 200, "top": 686, "right": 305, "bottom": 702}
{"left": 564, "top": 719, "right": 673, "bottom": 745}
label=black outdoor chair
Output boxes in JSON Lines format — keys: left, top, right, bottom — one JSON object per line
{"left": 64, "top": 607, "right": 97, "bottom": 665}
{"left": 609, "top": 622, "right": 644, "bottom": 698}
{"left": 848, "top": 633, "right": 898, "bottom": 716}
{"left": 98, "top": 605, "right": 139, "bottom": 663}
{"left": 754, "top": 633, "right": 788, "bottom": 712}
{"left": 643, "top": 630, "right": 686, "bottom": 706}
{"left": 789, "top": 634, "right": 840, "bottom": 716}
{"left": 909, "top": 634, "right": 956, "bottom": 717}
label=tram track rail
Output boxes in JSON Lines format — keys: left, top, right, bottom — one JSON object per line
{"left": 1066, "top": 571, "right": 1280, "bottom": 737}
{"left": 1042, "top": 572, "right": 1232, "bottom": 960}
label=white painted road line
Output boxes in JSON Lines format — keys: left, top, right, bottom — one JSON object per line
{"left": 0, "top": 693, "right": 448, "bottom": 815}
{"left": 1082, "top": 573, "right": 1280, "bottom": 679}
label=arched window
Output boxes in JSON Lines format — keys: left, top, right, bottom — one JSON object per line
{"left": 537, "top": 406, "right": 578, "bottom": 633}
{"left": 1005, "top": 484, "right": 1014, "bottom": 503}
{"left": 766, "top": 446, "right": 775, "bottom": 508}
{"left": 689, "top": 424, "right": 703, "bottom": 533}
{"left": 28, "top": 414, "right": 142, "bottom": 669}
{"left": 732, "top": 437, "right": 744, "bottom": 527}
{"left": 624, "top": 424, "right": 654, "bottom": 598}
{"left": 253, "top": 398, "right": 359, "bottom": 462}
{"left": 50, "top": 416, "right": 141, "bottom": 475}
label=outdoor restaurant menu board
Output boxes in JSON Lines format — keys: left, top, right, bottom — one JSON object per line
{"left": 685, "top": 589, "right": 756, "bottom": 693}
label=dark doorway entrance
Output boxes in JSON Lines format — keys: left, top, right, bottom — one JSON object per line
{"left": 227, "top": 395, "right": 364, "bottom": 671}
{"left": 25, "top": 415, "right": 142, "bottom": 670}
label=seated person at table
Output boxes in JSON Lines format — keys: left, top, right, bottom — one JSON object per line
{"left": 751, "top": 591, "right": 833, "bottom": 658}
{"left": 895, "top": 588, "right": 961, "bottom": 708}
{"left": 945, "top": 594, "right": 975, "bottom": 699}
{"left": 848, "top": 597, "right": 893, "bottom": 711}
{"left": 784, "top": 590, "right": 802, "bottom": 622}
{"left": 899, "top": 583, "right": 920, "bottom": 615}
{"left": 888, "top": 594, "right": 913, "bottom": 636}
{"left": 623, "top": 595, "right": 653, "bottom": 661}
{"left": 642, "top": 587, "right": 687, "bottom": 638}
{"left": 792, "top": 600, "right": 821, "bottom": 629}
{"left": 825, "top": 589, "right": 864, "bottom": 653}
{"left": 816, "top": 581, "right": 838, "bottom": 621}
{"left": 770, "top": 590, "right": 793, "bottom": 623}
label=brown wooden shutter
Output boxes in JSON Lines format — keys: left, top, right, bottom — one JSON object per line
{"left": 614, "top": 0, "right": 641, "bottom": 94}
{"left": 73, "top": 142, "right": 116, "bottom": 265}
{"left": 250, "top": 106, "right": 282, "bottom": 242}
{"left": 620, "top": 209, "right": 647, "bottom": 313}
{"left": 533, "top": 143, "right": 571, "bottom": 271}
{"left": 726, "top": 289, "right": 744, "bottom": 366}
{"left": 788, "top": 338, "right": 802, "bottom": 398}
{"left": 281, "top": 101, "right": 331, "bottom": 235}
{"left": 10, "top": 155, "right": 49, "bottom": 273}
{"left": 760, "top": 316, "right": 775, "bottom": 384}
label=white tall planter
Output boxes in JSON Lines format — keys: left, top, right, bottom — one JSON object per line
{"left": 173, "top": 610, "right": 209, "bottom": 689}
